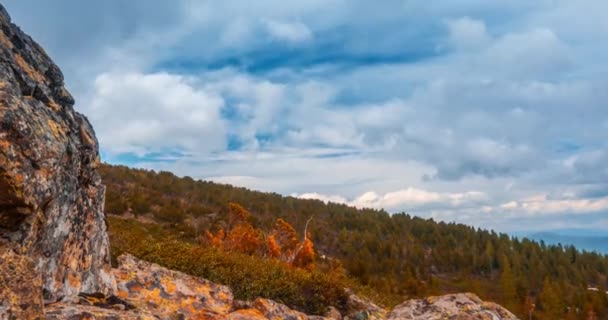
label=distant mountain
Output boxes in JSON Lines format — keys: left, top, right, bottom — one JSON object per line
{"left": 527, "top": 230, "right": 608, "bottom": 254}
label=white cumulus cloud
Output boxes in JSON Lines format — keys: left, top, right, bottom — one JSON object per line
{"left": 88, "top": 72, "right": 226, "bottom": 155}
{"left": 262, "top": 19, "right": 313, "bottom": 43}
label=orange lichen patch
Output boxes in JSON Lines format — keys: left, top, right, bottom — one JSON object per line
{"left": 66, "top": 272, "right": 80, "bottom": 290}
{"left": 215, "top": 291, "right": 232, "bottom": 308}
{"left": 130, "top": 283, "right": 143, "bottom": 293}
{"left": 46, "top": 99, "right": 62, "bottom": 112}
{"left": 80, "top": 126, "right": 95, "bottom": 145}
{"left": 115, "top": 289, "right": 128, "bottom": 300}
{"left": 227, "top": 309, "right": 266, "bottom": 320}
{"left": 0, "top": 139, "right": 11, "bottom": 150}
{"left": 143, "top": 287, "right": 164, "bottom": 306}
{"left": 0, "top": 32, "right": 13, "bottom": 49}
{"left": 47, "top": 119, "right": 65, "bottom": 139}
{"left": 13, "top": 53, "right": 46, "bottom": 83}
{"left": 179, "top": 296, "right": 199, "bottom": 314}
{"left": 12, "top": 172, "right": 23, "bottom": 185}
{"left": 91, "top": 155, "right": 101, "bottom": 169}
{"left": 35, "top": 166, "right": 52, "bottom": 179}
{"left": 160, "top": 276, "right": 177, "bottom": 295}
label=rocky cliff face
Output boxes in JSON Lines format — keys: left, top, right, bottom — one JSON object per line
{"left": 0, "top": 2, "right": 113, "bottom": 312}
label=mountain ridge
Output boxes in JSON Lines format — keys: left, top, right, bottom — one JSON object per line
{"left": 527, "top": 231, "right": 608, "bottom": 254}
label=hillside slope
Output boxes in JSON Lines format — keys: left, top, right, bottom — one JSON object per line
{"left": 101, "top": 164, "right": 608, "bottom": 319}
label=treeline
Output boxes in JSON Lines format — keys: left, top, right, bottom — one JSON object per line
{"left": 101, "top": 164, "right": 608, "bottom": 319}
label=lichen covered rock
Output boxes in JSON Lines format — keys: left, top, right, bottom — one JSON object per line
{"left": 45, "top": 303, "right": 157, "bottom": 320}
{"left": 387, "top": 293, "right": 519, "bottom": 320}
{"left": 227, "top": 309, "right": 268, "bottom": 320}
{"left": 251, "top": 298, "right": 312, "bottom": 320}
{"left": 0, "top": 250, "right": 44, "bottom": 319}
{"left": 0, "top": 3, "right": 113, "bottom": 304}
{"left": 343, "top": 289, "right": 387, "bottom": 320}
{"left": 113, "top": 254, "right": 234, "bottom": 319}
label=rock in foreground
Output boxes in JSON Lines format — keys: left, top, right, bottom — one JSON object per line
{"left": 111, "top": 254, "right": 329, "bottom": 320}
{"left": 343, "top": 288, "right": 387, "bottom": 320}
{"left": 45, "top": 303, "right": 156, "bottom": 320}
{"left": 0, "top": 250, "right": 44, "bottom": 319}
{"left": 0, "top": 0, "right": 112, "bottom": 310}
{"left": 113, "top": 253, "right": 234, "bottom": 319}
{"left": 387, "top": 293, "right": 519, "bottom": 320}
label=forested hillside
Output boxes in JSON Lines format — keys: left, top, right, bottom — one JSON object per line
{"left": 102, "top": 164, "right": 608, "bottom": 319}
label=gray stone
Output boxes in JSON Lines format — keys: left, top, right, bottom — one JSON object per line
{"left": 0, "top": 3, "right": 114, "bottom": 305}
{"left": 387, "top": 293, "right": 519, "bottom": 320}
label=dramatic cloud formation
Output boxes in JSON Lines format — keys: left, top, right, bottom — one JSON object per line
{"left": 4, "top": 0, "right": 607, "bottom": 232}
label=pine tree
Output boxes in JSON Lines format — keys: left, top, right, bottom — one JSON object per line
{"left": 500, "top": 255, "right": 518, "bottom": 312}
{"left": 539, "top": 278, "right": 563, "bottom": 318}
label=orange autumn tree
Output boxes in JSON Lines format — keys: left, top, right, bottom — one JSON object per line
{"left": 203, "top": 202, "right": 262, "bottom": 255}
{"left": 290, "top": 217, "right": 315, "bottom": 270}
{"left": 293, "top": 236, "right": 315, "bottom": 271}
{"left": 202, "top": 203, "right": 316, "bottom": 270}
{"left": 266, "top": 234, "right": 281, "bottom": 258}
{"left": 272, "top": 218, "right": 299, "bottom": 260}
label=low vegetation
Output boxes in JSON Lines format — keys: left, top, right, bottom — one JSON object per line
{"left": 103, "top": 163, "right": 608, "bottom": 319}
{"left": 109, "top": 216, "right": 348, "bottom": 315}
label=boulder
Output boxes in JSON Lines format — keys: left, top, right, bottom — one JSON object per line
{"left": 386, "top": 293, "right": 519, "bottom": 320}
{"left": 227, "top": 308, "right": 268, "bottom": 320}
{"left": 45, "top": 303, "right": 157, "bottom": 320}
{"left": 251, "top": 298, "right": 312, "bottom": 320}
{"left": 112, "top": 253, "right": 234, "bottom": 319}
{"left": 0, "top": 2, "right": 114, "bottom": 304}
{"left": 343, "top": 289, "right": 387, "bottom": 320}
{"left": 323, "top": 306, "right": 342, "bottom": 320}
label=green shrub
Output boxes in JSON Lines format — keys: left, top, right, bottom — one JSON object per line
{"left": 108, "top": 217, "right": 348, "bottom": 315}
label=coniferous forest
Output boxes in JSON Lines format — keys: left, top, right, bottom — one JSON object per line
{"left": 102, "top": 164, "right": 608, "bottom": 319}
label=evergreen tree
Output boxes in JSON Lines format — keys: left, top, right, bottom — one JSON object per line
{"left": 500, "top": 255, "right": 518, "bottom": 312}
{"left": 539, "top": 278, "right": 563, "bottom": 318}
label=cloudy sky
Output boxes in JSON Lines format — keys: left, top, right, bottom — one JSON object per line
{"left": 4, "top": 0, "right": 607, "bottom": 233}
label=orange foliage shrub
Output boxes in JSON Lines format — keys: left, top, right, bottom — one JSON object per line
{"left": 266, "top": 234, "right": 281, "bottom": 258}
{"left": 273, "top": 218, "right": 299, "bottom": 259}
{"left": 202, "top": 203, "right": 316, "bottom": 270}
{"left": 204, "top": 229, "right": 224, "bottom": 248}
{"left": 228, "top": 202, "right": 250, "bottom": 227}
{"left": 225, "top": 223, "right": 262, "bottom": 255}
{"left": 293, "top": 237, "right": 315, "bottom": 271}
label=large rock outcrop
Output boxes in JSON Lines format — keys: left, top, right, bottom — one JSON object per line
{"left": 387, "top": 293, "right": 519, "bottom": 320}
{"left": 0, "top": 2, "right": 114, "bottom": 310}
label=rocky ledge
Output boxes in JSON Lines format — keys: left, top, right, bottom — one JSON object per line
{"left": 46, "top": 254, "right": 334, "bottom": 320}
{"left": 43, "top": 254, "right": 518, "bottom": 320}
